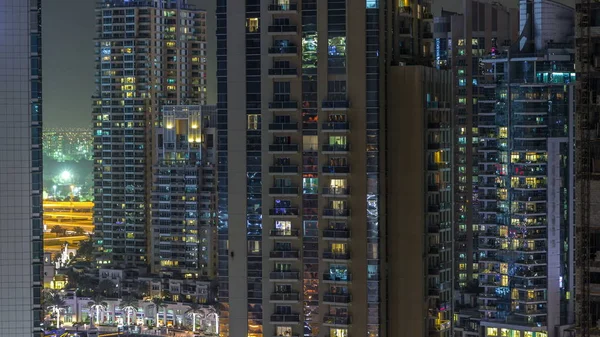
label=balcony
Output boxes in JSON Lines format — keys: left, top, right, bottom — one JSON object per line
{"left": 268, "top": 122, "right": 298, "bottom": 132}
{"left": 323, "top": 293, "right": 352, "bottom": 304}
{"left": 269, "top": 271, "right": 300, "bottom": 281}
{"left": 270, "top": 250, "right": 300, "bottom": 260}
{"left": 322, "top": 165, "right": 350, "bottom": 175}
{"left": 268, "top": 67, "right": 298, "bottom": 78}
{"left": 269, "top": 186, "right": 299, "bottom": 196}
{"left": 270, "top": 292, "right": 300, "bottom": 302}
{"left": 322, "top": 187, "right": 350, "bottom": 197}
{"left": 269, "top": 207, "right": 299, "bottom": 217}
{"left": 321, "top": 121, "right": 350, "bottom": 132}
{"left": 323, "top": 251, "right": 350, "bottom": 260}
{"left": 269, "top": 229, "right": 299, "bottom": 239}
{"left": 268, "top": 144, "right": 299, "bottom": 154}
{"left": 268, "top": 24, "right": 298, "bottom": 35}
{"left": 268, "top": 165, "right": 299, "bottom": 175}
{"left": 323, "top": 229, "right": 350, "bottom": 240}
{"left": 322, "top": 99, "right": 350, "bottom": 111}
{"left": 270, "top": 314, "right": 301, "bottom": 324}
{"left": 267, "top": 2, "right": 298, "bottom": 13}
{"left": 268, "top": 46, "right": 298, "bottom": 57}
{"left": 323, "top": 208, "right": 350, "bottom": 219}
{"left": 323, "top": 315, "right": 351, "bottom": 326}
{"left": 322, "top": 144, "right": 350, "bottom": 153}
{"left": 268, "top": 100, "right": 298, "bottom": 111}
{"left": 323, "top": 273, "right": 351, "bottom": 283}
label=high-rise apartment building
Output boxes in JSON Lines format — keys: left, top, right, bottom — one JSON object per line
{"left": 0, "top": 0, "right": 43, "bottom": 336}
{"left": 150, "top": 105, "right": 217, "bottom": 286}
{"left": 216, "top": 0, "right": 435, "bottom": 336}
{"left": 473, "top": 1, "right": 575, "bottom": 337}
{"left": 92, "top": 0, "right": 207, "bottom": 285}
{"left": 575, "top": 1, "right": 600, "bottom": 336}
{"left": 433, "top": 0, "right": 518, "bottom": 298}
{"left": 387, "top": 65, "right": 454, "bottom": 337}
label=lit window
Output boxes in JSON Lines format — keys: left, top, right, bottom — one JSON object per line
{"left": 246, "top": 18, "right": 259, "bottom": 32}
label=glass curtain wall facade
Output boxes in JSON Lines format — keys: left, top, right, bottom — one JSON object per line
{"left": 0, "top": 0, "right": 43, "bottom": 336}
{"left": 92, "top": 0, "right": 207, "bottom": 284}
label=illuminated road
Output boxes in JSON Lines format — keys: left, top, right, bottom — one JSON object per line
{"left": 43, "top": 201, "right": 94, "bottom": 251}
{"left": 43, "top": 201, "right": 94, "bottom": 233}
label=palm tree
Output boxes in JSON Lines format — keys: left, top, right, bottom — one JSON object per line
{"left": 88, "top": 294, "right": 107, "bottom": 326}
{"left": 185, "top": 303, "right": 204, "bottom": 332}
{"left": 119, "top": 296, "right": 138, "bottom": 326}
{"left": 151, "top": 297, "right": 167, "bottom": 327}
{"left": 45, "top": 291, "right": 66, "bottom": 328}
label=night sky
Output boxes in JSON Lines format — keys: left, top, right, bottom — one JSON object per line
{"left": 41, "top": 0, "right": 573, "bottom": 129}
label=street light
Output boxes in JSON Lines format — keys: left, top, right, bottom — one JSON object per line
{"left": 60, "top": 170, "right": 72, "bottom": 182}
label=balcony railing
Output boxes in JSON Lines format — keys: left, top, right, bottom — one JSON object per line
{"left": 322, "top": 187, "right": 350, "bottom": 196}
{"left": 323, "top": 209, "right": 351, "bottom": 217}
{"left": 322, "top": 144, "right": 350, "bottom": 152}
{"left": 323, "top": 315, "right": 351, "bottom": 325}
{"left": 323, "top": 229, "right": 350, "bottom": 239}
{"left": 269, "top": 207, "right": 299, "bottom": 216}
{"left": 268, "top": 144, "right": 299, "bottom": 152}
{"left": 270, "top": 271, "right": 300, "bottom": 280}
{"left": 269, "top": 101, "right": 298, "bottom": 110}
{"left": 270, "top": 314, "right": 300, "bottom": 323}
{"left": 270, "top": 250, "right": 300, "bottom": 259}
{"left": 269, "top": 187, "right": 299, "bottom": 195}
{"left": 268, "top": 25, "right": 298, "bottom": 34}
{"left": 269, "top": 165, "right": 299, "bottom": 174}
{"left": 268, "top": 122, "right": 298, "bottom": 131}
{"left": 323, "top": 272, "right": 351, "bottom": 282}
{"left": 323, "top": 293, "right": 351, "bottom": 303}
{"left": 267, "top": 2, "right": 298, "bottom": 12}
{"left": 268, "top": 46, "right": 298, "bottom": 55}
{"left": 322, "top": 100, "right": 350, "bottom": 109}
{"left": 268, "top": 68, "right": 298, "bottom": 77}
{"left": 323, "top": 251, "right": 350, "bottom": 260}
{"left": 269, "top": 229, "right": 299, "bottom": 237}
{"left": 321, "top": 121, "right": 350, "bottom": 131}
{"left": 270, "top": 292, "right": 300, "bottom": 301}
{"left": 322, "top": 165, "right": 350, "bottom": 174}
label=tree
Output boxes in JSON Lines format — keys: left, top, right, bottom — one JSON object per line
{"left": 135, "top": 281, "right": 149, "bottom": 299}
{"left": 151, "top": 297, "right": 167, "bottom": 328}
{"left": 88, "top": 294, "right": 108, "bottom": 326}
{"left": 185, "top": 303, "right": 204, "bottom": 333}
{"left": 97, "top": 279, "right": 115, "bottom": 297}
{"left": 76, "top": 237, "right": 94, "bottom": 260}
{"left": 44, "top": 291, "right": 66, "bottom": 329}
{"left": 119, "top": 296, "right": 138, "bottom": 326}
{"left": 50, "top": 225, "right": 67, "bottom": 236}
{"left": 74, "top": 227, "right": 86, "bottom": 235}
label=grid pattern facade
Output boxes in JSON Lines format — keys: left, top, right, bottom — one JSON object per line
{"left": 0, "top": 0, "right": 43, "bottom": 336}
{"left": 92, "top": 0, "right": 207, "bottom": 278}
{"left": 218, "top": 0, "right": 435, "bottom": 336}
{"left": 576, "top": 1, "right": 600, "bottom": 336}
{"left": 151, "top": 105, "right": 217, "bottom": 281}
{"left": 478, "top": 28, "right": 574, "bottom": 337}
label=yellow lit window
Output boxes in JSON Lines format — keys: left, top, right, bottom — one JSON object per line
{"left": 487, "top": 328, "right": 498, "bottom": 337}
{"left": 167, "top": 85, "right": 176, "bottom": 91}
{"left": 501, "top": 329, "right": 509, "bottom": 337}
{"left": 166, "top": 41, "right": 176, "bottom": 47}
{"left": 500, "top": 262, "right": 508, "bottom": 274}
{"left": 499, "top": 127, "right": 508, "bottom": 138}
{"left": 331, "top": 243, "right": 347, "bottom": 253}
{"left": 524, "top": 332, "right": 533, "bottom": 337}
{"left": 459, "top": 263, "right": 466, "bottom": 271}
{"left": 247, "top": 114, "right": 259, "bottom": 130}
{"left": 501, "top": 275, "right": 508, "bottom": 286}
{"left": 247, "top": 18, "right": 259, "bottom": 32}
